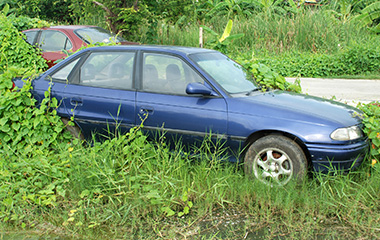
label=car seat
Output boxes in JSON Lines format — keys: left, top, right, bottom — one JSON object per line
{"left": 143, "top": 64, "right": 159, "bottom": 91}
{"left": 165, "top": 64, "right": 183, "bottom": 94}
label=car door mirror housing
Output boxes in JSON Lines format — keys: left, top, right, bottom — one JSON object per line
{"left": 186, "top": 82, "right": 217, "bottom": 96}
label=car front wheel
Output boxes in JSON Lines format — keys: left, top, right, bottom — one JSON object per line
{"left": 244, "top": 135, "right": 307, "bottom": 185}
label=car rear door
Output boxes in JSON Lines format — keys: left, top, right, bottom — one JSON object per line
{"left": 38, "top": 30, "right": 73, "bottom": 67}
{"left": 135, "top": 52, "right": 228, "bottom": 150}
{"left": 50, "top": 50, "right": 137, "bottom": 138}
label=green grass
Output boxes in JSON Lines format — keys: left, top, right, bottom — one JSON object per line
{"left": 1, "top": 126, "right": 380, "bottom": 239}
{"left": 139, "top": 10, "right": 377, "bottom": 55}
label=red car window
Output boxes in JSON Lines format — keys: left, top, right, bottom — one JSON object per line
{"left": 75, "top": 27, "right": 124, "bottom": 44}
{"left": 24, "top": 30, "right": 39, "bottom": 45}
{"left": 39, "top": 30, "right": 73, "bottom": 52}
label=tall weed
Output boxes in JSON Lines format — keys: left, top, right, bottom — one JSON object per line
{"left": 1, "top": 122, "right": 380, "bottom": 238}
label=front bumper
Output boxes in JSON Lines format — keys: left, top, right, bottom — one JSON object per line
{"left": 306, "top": 139, "right": 370, "bottom": 172}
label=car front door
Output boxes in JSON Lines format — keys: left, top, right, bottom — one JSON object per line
{"left": 136, "top": 52, "right": 228, "bottom": 150}
{"left": 50, "top": 51, "right": 137, "bottom": 138}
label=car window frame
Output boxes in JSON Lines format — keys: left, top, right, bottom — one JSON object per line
{"left": 137, "top": 50, "right": 221, "bottom": 98}
{"left": 46, "top": 51, "right": 89, "bottom": 83}
{"left": 23, "top": 30, "right": 41, "bottom": 46}
{"left": 37, "top": 30, "right": 73, "bottom": 52}
{"left": 188, "top": 52, "right": 259, "bottom": 98}
{"left": 46, "top": 49, "right": 138, "bottom": 91}
{"left": 78, "top": 50, "right": 137, "bottom": 90}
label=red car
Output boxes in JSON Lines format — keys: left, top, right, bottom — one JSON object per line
{"left": 23, "top": 25, "right": 137, "bottom": 68}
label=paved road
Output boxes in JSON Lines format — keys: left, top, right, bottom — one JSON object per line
{"left": 286, "top": 77, "right": 380, "bottom": 106}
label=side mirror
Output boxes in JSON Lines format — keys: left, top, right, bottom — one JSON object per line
{"left": 186, "top": 82, "right": 217, "bottom": 96}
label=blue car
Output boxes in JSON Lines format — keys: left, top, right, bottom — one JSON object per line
{"left": 14, "top": 45, "right": 369, "bottom": 185}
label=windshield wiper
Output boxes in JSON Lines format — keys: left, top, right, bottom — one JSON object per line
{"left": 246, "top": 86, "right": 262, "bottom": 96}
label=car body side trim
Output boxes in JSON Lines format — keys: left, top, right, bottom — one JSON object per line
{"left": 75, "top": 118, "right": 229, "bottom": 140}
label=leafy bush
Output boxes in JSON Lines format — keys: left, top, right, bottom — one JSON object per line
{"left": 69, "top": 0, "right": 149, "bottom": 37}
{"left": 116, "top": 4, "right": 151, "bottom": 40}
{"left": 0, "top": 12, "right": 72, "bottom": 220}
{"left": 0, "top": 54, "right": 72, "bottom": 222}
{"left": 0, "top": 137, "right": 74, "bottom": 215}
{"left": 7, "top": 14, "right": 50, "bottom": 31}
{"left": 0, "top": 11, "right": 65, "bottom": 152}
{"left": 4, "top": 0, "right": 73, "bottom": 24}
{"left": 0, "top": 12, "right": 66, "bottom": 153}
{"left": 261, "top": 44, "right": 380, "bottom": 77}
{"left": 0, "top": 68, "right": 71, "bottom": 152}
{"left": 0, "top": 11, "right": 47, "bottom": 73}
{"left": 1, "top": 3, "right": 50, "bottom": 32}
{"left": 236, "top": 53, "right": 301, "bottom": 92}
{"left": 202, "top": 19, "right": 244, "bottom": 55}
{"left": 143, "top": 0, "right": 195, "bottom": 24}
{"left": 359, "top": 102, "right": 380, "bottom": 160}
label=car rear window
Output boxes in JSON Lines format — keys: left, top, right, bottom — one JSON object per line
{"left": 75, "top": 27, "right": 124, "bottom": 44}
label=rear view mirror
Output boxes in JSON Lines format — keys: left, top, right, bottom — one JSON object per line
{"left": 186, "top": 82, "right": 217, "bottom": 96}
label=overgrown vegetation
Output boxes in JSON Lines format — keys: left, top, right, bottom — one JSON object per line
{"left": 1, "top": 0, "right": 380, "bottom": 239}
{"left": 3, "top": 124, "right": 380, "bottom": 239}
{"left": 360, "top": 102, "right": 380, "bottom": 160}
{"left": 4, "top": 0, "right": 380, "bottom": 77}
{"left": 0, "top": 8, "right": 47, "bottom": 73}
{"left": 261, "top": 43, "right": 380, "bottom": 77}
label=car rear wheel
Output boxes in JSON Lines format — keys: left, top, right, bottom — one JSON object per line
{"left": 244, "top": 135, "right": 307, "bottom": 185}
{"left": 61, "top": 118, "right": 84, "bottom": 140}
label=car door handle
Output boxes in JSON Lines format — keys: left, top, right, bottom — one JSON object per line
{"left": 139, "top": 106, "right": 154, "bottom": 115}
{"left": 70, "top": 97, "right": 83, "bottom": 106}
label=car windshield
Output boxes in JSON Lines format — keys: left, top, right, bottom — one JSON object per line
{"left": 189, "top": 52, "right": 258, "bottom": 95}
{"left": 75, "top": 27, "right": 124, "bottom": 44}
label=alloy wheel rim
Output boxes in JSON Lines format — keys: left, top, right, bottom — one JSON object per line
{"left": 253, "top": 148, "right": 293, "bottom": 185}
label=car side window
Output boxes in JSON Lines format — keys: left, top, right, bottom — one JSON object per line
{"left": 39, "top": 30, "right": 73, "bottom": 52}
{"left": 79, "top": 52, "right": 135, "bottom": 90}
{"left": 142, "top": 53, "right": 204, "bottom": 95}
{"left": 50, "top": 58, "right": 80, "bottom": 82}
{"left": 24, "top": 31, "right": 39, "bottom": 45}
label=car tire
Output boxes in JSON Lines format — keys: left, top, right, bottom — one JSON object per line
{"left": 244, "top": 135, "right": 307, "bottom": 185}
{"left": 61, "top": 118, "right": 84, "bottom": 140}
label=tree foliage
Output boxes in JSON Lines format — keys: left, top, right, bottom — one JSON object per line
{"left": 69, "top": 0, "right": 141, "bottom": 36}
{"left": 2, "top": 0, "right": 74, "bottom": 23}
{"left": 202, "top": 19, "right": 245, "bottom": 54}
{"left": 353, "top": 1, "right": 380, "bottom": 33}
{"left": 143, "top": 0, "right": 196, "bottom": 23}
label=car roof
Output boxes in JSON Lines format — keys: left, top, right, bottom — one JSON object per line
{"left": 87, "top": 45, "right": 217, "bottom": 56}
{"left": 23, "top": 25, "right": 98, "bottom": 32}
{"left": 47, "top": 25, "right": 98, "bottom": 30}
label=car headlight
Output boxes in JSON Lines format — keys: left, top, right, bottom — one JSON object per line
{"left": 330, "top": 125, "right": 364, "bottom": 141}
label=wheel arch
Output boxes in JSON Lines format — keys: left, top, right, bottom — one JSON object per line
{"left": 242, "top": 130, "right": 312, "bottom": 165}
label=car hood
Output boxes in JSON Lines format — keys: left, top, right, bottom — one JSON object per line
{"left": 228, "top": 90, "right": 363, "bottom": 128}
